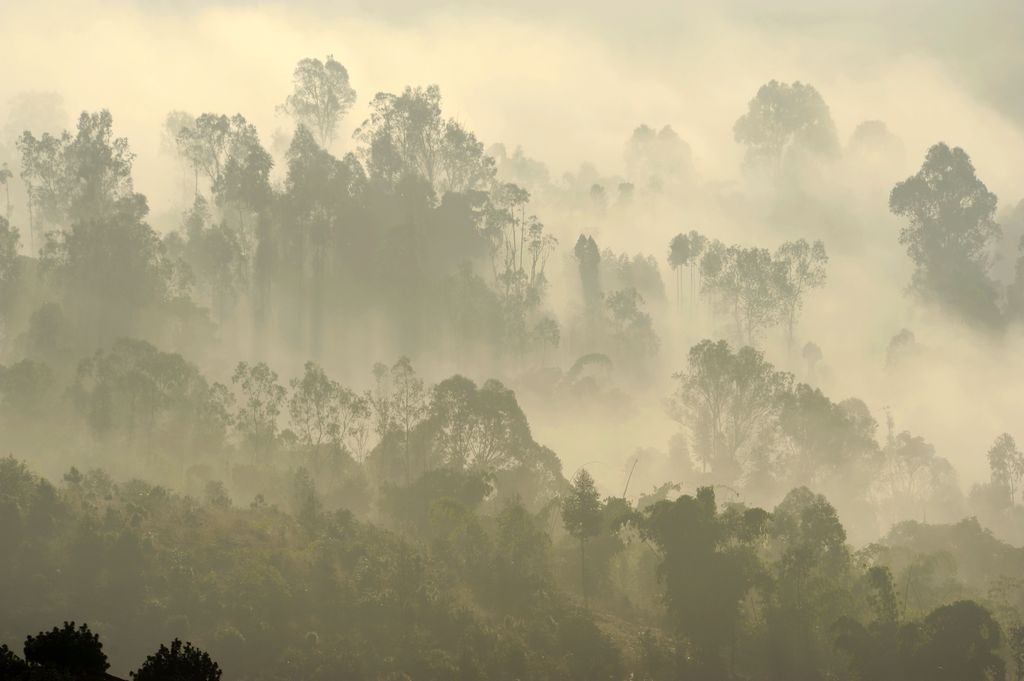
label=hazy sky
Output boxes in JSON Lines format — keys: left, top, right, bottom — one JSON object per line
{"left": 3, "top": 0, "right": 1023, "bottom": 215}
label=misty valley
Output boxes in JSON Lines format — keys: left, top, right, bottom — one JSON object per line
{"left": 2, "top": 4, "right": 1024, "bottom": 680}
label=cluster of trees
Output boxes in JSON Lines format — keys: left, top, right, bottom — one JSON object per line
{"left": 1, "top": 622, "right": 220, "bottom": 680}
{"left": 1, "top": 56, "right": 572, "bottom": 381}
{"left": 2, "top": 52, "right": 1024, "bottom": 681}
{"left": 3, "top": 329, "right": 1021, "bottom": 679}
{"left": 624, "top": 124, "right": 693, "bottom": 192}
{"left": 730, "top": 80, "right": 1024, "bottom": 331}
{"left": 668, "top": 340, "right": 964, "bottom": 532}
{"left": 0, "top": 328, "right": 1021, "bottom": 680}
{"left": 0, "top": 340, "right": 563, "bottom": 516}
{"left": 3, "top": 69, "right": 1022, "bottom": 400}
{"left": 571, "top": 234, "right": 661, "bottom": 373}
{"left": 668, "top": 232, "right": 828, "bottom": 346}
{"left": 835, "top": 588, "right": 1008, "bottom": 681}
{"left": 165, "top": 81, "right": 557, "bottom": 361}
{"left": 568, "top": 476, "right": 1024, "bottom": 681}
{"left": 0, "top": 454, "right": 624, "bottom": 680}
{"left": 4, "top": 449, "right": 1021, "bottom": 681}
{"left": 986, "top": 434, "right": 1024, "bottom": 507}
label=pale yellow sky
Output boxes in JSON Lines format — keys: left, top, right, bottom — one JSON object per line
{"left": 2, "top": 0, "right": 1023, "bottom": 216}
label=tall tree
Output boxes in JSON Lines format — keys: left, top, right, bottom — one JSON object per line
{"left": 288, "top": 361, "right": 343, "bottom": 456}
{"left": 767, "top": 487, "right": 852, "bottom": 680}
{"left": 438, "top": 120, "right": 497, "bottom": 194}
{"left": 174, "top": 113, "right": 270, "bottom": 211}
{"left": 668, "top": 233, "right": 690, "bottom": 308}
{"left": 639, "top": 487, "right": 767, "bottom": 675}
{"left": 66, "top": 110, "right": 136, "bottom": 221}
{"left": 774, "top": 239, "right": 828, "bottom": 350}
{"left": 220, "top": 114, "right": 274, "bottom": 219}
{"left": 0, "top": 163, "right": 12, "bottom": 223}
{"left": 231, "top": 361, "right": 285, "bottom": 456}
{"left": 355, "top": 85, "right": 494, "bottom": 194}
{"left": 390, "top": 356, "right": 427, "bottom": 483}
{"left": 174, "top": 113, "right": 230, "bottom": 200}
{"left": 17, "top": 110, "right": 135, "bottom": 227}
{"left": 279, "top": 126, "right": 361, "bottom": 359}
{"left": 702, "top": 245, "right": 784, "bottom": 344}
{"left": 0, "top": 217, "right": 18, "bottom": 345}
{"left": 562, "top": 469, "right": 602, "bottom": 606}
{"left": 669, "top": 340, "right": 791, "bottom": 481}
{"left": 427, "top": 374, "right": 534, "bottom": 472}
{"left": 574, "top": 234, "right": 602, "bottom": 337}
{"left": 482, "top": 182, "right": 555, "bottom": 345}
{"left": 288, "top": 361, "right": 368, "bottom": 459}
{"left": 987, "top": 433, "right": 1024, "bottom": 507}
{"left": 889, "top": 143, "right": 1001, "bottom": 325}
{"left": 41, "top": 193, "right": 169, "bottom": 342}
{"left": 178, "top": 196, "right": 248, "bottom": 323}
{"left": 280, "top": 55, "right": 357, "bottom": 147}
{"left": 734, "top": 80, "right": 839, "bottom": 170}
{"left": 1007, "top": 236, "right": 1024, "bottom": 323}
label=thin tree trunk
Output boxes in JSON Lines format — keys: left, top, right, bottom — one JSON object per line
{"left": 580, "top": 537, "right": 587, "bottom": 608}
{"left": 787, "top": 313, "right": 795, "bottom": 355}
{"left": 404, "top": 419, "right": 411, "bottom": 486}
{"left": 26, "top": 189, "right": 34, "bottom": 253}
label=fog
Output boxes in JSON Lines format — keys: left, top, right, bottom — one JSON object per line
{"left": 5, "top": 1, "right": 1024, "bottom": 192}
{"left": 2, "top": 2, "right": 1024, "bottom": 679}
{"left": 2, "top": 0, "right": 1022, "bottom": 538}
{"left": 3, "top": 2, "right": 1022, "bottom": 486}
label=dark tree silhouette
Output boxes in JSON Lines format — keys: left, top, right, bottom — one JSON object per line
{"left": 131, "top": 639, "right": 221, "bottom": 681}
{"left": 639, "top": 487, "right": 768, "bottom": 676}
{"left": 0, "top": 644, "right": 28, "bottom": 677}
{"left": 23, "top": 622, "right": 109, "bottom": 677}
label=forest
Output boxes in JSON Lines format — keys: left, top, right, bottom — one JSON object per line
{"left": 2, "top": 2, "right": 1024, "bottom": 679}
